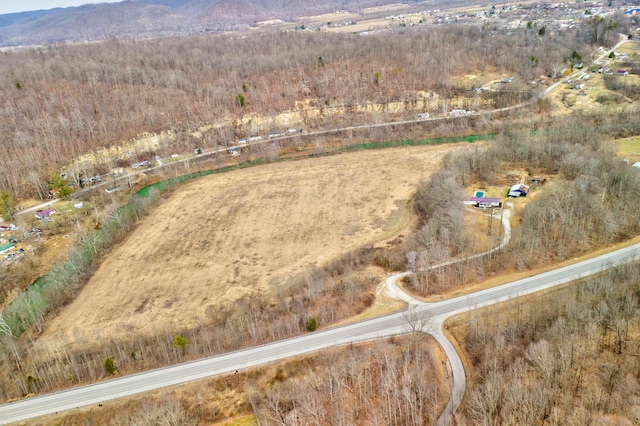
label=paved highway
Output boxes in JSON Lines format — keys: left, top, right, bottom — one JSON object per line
{"left": 1, "top": 241, "right": 639, "bottom": 424}
{"left": 0, "top": 40, "right": 631, "bottom": 424}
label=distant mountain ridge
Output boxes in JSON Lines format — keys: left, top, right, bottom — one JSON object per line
{"left": 0, "top": 0, "right": 400, "bottom": 47}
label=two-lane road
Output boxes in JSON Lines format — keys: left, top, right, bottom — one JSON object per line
{"left": 0, "top": 38, "right": 633, "bottom": 422}
{"left": 1, "top": 242, "right": 639, "bottom": 424}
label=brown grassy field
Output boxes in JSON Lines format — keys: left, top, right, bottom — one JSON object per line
{"left": 41, "top": 143, "right": 469, "bottom": 346}
{"left": 615, "top": 135, "right": 640, "bottom": 163}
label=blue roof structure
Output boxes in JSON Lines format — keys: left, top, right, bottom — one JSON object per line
{"left": 0, "top": 243, "right": 15, "bottom": 254}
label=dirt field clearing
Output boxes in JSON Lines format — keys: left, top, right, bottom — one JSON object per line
{"left": 42, "top": 143, "right": 469, "bottom": 345}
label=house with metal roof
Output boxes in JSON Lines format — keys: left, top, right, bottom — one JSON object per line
{"left": 508, "top": 184, "right": 529, "bottom": 197}
{"left": 35, "top": 208, "right": 56, "bottom": 220}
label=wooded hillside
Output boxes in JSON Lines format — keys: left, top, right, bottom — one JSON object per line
{"left": 0, "top": 21, "right": 607, "bottom": 199}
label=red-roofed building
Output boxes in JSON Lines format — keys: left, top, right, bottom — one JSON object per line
{"left": 35, "top": 208, "right": 56, "bottom": 220}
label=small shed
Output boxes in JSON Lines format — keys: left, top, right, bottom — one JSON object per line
{"left": 508, "top": 184, "right": 529, "bottom": 197}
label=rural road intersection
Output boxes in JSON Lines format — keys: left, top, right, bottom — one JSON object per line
{"left": 0, "top": 41, "right": 632, "bottom": 424}
{"left": 1, "top": 233, "right": 639, "bottom": 424}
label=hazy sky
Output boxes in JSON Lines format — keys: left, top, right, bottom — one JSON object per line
{"left": 0, "top": 1, "right": 122, "bottom": 15}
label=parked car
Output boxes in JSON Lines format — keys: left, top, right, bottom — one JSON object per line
{"left": 131, "top": 160, "right": 151, "bottom": 169}
{"left": 105, "top": 186, "right": 120, "bottom": 193}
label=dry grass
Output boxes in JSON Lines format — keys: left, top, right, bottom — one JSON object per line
{"left": 333, "top": 266, "right": 408, "bottom": 325}
{"left": 311, "top": 4, "right": 427, "bottom": 34}
{"left": 322, "top": 19, "right": 390, "bottom": 33}
{"left": 457, "top": 74, "right": 493, "bottom": 90}
{"left": 40, "top": 143, "right": 468, "bottom": 347}
{"left": 548, "top": 42, "right": 640, "bottom": 114}
{"left": 614, "top": 135, "right": 640, "bottom": 163}
{"left": 300, "top": 10, "right": 359, "bottom": 22}
{"left": 614, "top": 40, "right": 640, "bottom": 55}
{"left": 544, "top": 71, "right": 612, "bottom": 114}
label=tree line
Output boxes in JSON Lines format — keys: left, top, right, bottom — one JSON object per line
{"left": 406, "top": 110, "right": 640, "bottom": 295}
{"left": 39, "top": 334, "right": 448, "bottom": 425}
{"left": 0, "top": 10, "right": 635, "bottom": 416}
{"left": 0, "top": 17, "right": 615, "bottom": 198}
{"left": 251, "top": 335, "right": 447, "bottom": 425}
{"left": 0, "top": 237, "right": 390, "bottom": 401}
{"left": 453, "top": 263, "right": 640, "bottom": 424}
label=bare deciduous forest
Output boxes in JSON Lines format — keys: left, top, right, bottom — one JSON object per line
{"left": 407, "top": 114, "right": 640, "bottom": 295}
{"left": 41, "top": 336, "right": 448, "bottom": 425}
{"left": 251, "top": 336, "right": 447, "bottom": 425}
{"left": 451, "top": 264, "right": 640, "bottom": 425}
{"left": 0, "top": 20, "right": 615, "bottom": 198}
{"left": 1, "top": 7, "right": 640, "bottom": 424}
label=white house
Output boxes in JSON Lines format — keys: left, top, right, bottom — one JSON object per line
{"left": 508, "top": 184, "right": 529, "bottom": 197}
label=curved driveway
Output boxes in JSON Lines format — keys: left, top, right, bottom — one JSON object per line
{"left": 380, "top": 205, "right": 511, "bottom": 424}
{"left": 1, "top": 240, "right": 640, "bottom": 424}
{"left": 0, "top": 42, "right": 631, "bottom": 424}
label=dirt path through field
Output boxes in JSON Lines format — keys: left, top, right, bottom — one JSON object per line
{"left": 41, "top": 143, "right": 470, "bottom": 345}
